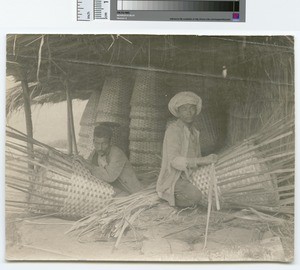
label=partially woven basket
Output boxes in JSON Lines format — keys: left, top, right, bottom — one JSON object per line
{"left": 130, "top": 71, "right": 167, "bottom": 107}
{"left": 28, "top": 161, "right": 115, "bottom": 219}
{"left": 96, "top": 76, "right": 132, "bottom": 126}
{"left": 189, "top": 146, "right": 279, "bottom": 207}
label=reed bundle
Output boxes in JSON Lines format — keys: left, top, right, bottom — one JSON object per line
{"left": 6, "top": 127, "right": 115, "bottom": 219}
{"left": 67, "top": 184, "right": 160, "bottom": 247}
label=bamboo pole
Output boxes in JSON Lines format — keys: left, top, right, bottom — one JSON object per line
{"left": 65, "top": 81, "right": 78, "bottom": 155}
{"left": 67, "top": 98, "right": 73, "bottom": 155}
{"left": 7, "top": 53, "right": 293, "bottom": 87}
{"left": 21, "top": 76, "right": 34, "bottom": 169}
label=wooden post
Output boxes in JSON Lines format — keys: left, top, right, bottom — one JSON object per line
{"left": 65, "top": 81, "right": 78, "bottom": 155}
{"left": 21, "top": 77, "right": 34, "bottom": 167}
{"left": 66, "top": 100, "right": 73, "bottom": 155}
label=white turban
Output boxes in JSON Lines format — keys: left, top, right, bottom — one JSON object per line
{"left": 168, "top": 91, "right": 202, "bottom": 117}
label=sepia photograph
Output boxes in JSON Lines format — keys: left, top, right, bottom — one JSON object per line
{"left": 5, "top": 34, "right": 294, "bottom": 262}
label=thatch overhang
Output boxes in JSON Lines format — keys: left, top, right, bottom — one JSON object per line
{"left": 6, "top": 34, "right": 294, "bottom": 114}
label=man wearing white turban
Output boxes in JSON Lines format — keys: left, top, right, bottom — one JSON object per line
{"left": 156, "top": 91, "right": 218, "bottom": 207}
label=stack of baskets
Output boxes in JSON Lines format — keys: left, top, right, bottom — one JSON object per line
{"left": 129, "top": 71, "right": 169, "bottom": 172}
{"left": 96, "top": 76, "right": 132, "bottom": 155}
{"left": 77, "top": 90, "right": 101, "bottom": 159}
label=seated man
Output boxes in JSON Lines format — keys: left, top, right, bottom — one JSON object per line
{"left": 156, "top": 91, "right": 218, "bottom": 208}
{"left": 79, "top": 124, "right": 142, "bottom": 196}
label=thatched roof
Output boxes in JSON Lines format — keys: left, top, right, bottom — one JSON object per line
{"left": 6, "top": 35, "right": 294, "bottom": 113}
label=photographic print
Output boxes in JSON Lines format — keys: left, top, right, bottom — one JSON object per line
{"left": 5, "top": 34, "right": 294, "bottom": 261}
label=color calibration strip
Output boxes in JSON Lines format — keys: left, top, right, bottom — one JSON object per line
{"left": 117, "top": 1, "right": 239, "bottom": 12}
{"left": 77, "top": 0, "right": 245, "bottom": 22}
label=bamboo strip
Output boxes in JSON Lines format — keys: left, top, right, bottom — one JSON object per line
{"left": 6, "top": 184, "right": 63, "bottom": 204}
{"left": 6, "top": 200, "right": 60, "bottom": 208}
{"left": 6, "top": 175, "right": 68, "bottom": 192}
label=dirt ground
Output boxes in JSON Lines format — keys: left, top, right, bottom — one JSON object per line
{"left": 5, "top": 204, "right": 294, "bottom": 262}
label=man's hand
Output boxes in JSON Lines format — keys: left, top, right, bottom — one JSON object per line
{"left": 196, "top": 154, "right": 218, "bottom": 166}
{"left": 74, "top": 155, "right": 87, "bottom": 165}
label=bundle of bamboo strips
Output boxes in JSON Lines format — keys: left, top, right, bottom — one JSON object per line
{"left": 6, "top": 126, "right": 115, "bottom": 219}
{"left": 67, "top": 184, "right": 160, "bottom": 246}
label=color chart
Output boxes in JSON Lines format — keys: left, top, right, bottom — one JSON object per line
{"left": 77, "top": 0, "right": 245, "bottom": 22}
{"left": 117, "top": 1, "right": 240, "bottom": 12}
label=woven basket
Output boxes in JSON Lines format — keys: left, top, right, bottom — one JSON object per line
{"left": 130, "top": 118, "right": 166, "bottom": 132}
{"left": 129, "top": 129, "right": 164, "bottom": 142}
{"left": 96, "top": 113, "right": 130, "bottom": 126}
{"left": 96, "top": 76, "right": 132, "bottom": 126}
{"left": 189, "top": 146, "right": 279, "bottom": 207}
{"left": 80, "top": 91, "right": 101, "bottom": 126}
{"left": 28, "top": 161, "right": 114, "bottom": 219}
{"left": 129, "top": 151, "right": 161, "bottom": 166}
{"left": 129, "top": 141, "right": 162, "bottom": 154}
{"left": 130, "top": 105, "right": 168, "bottom": 120}
{"left": 130, "top": 71, "right": 167, "bottom": 107}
